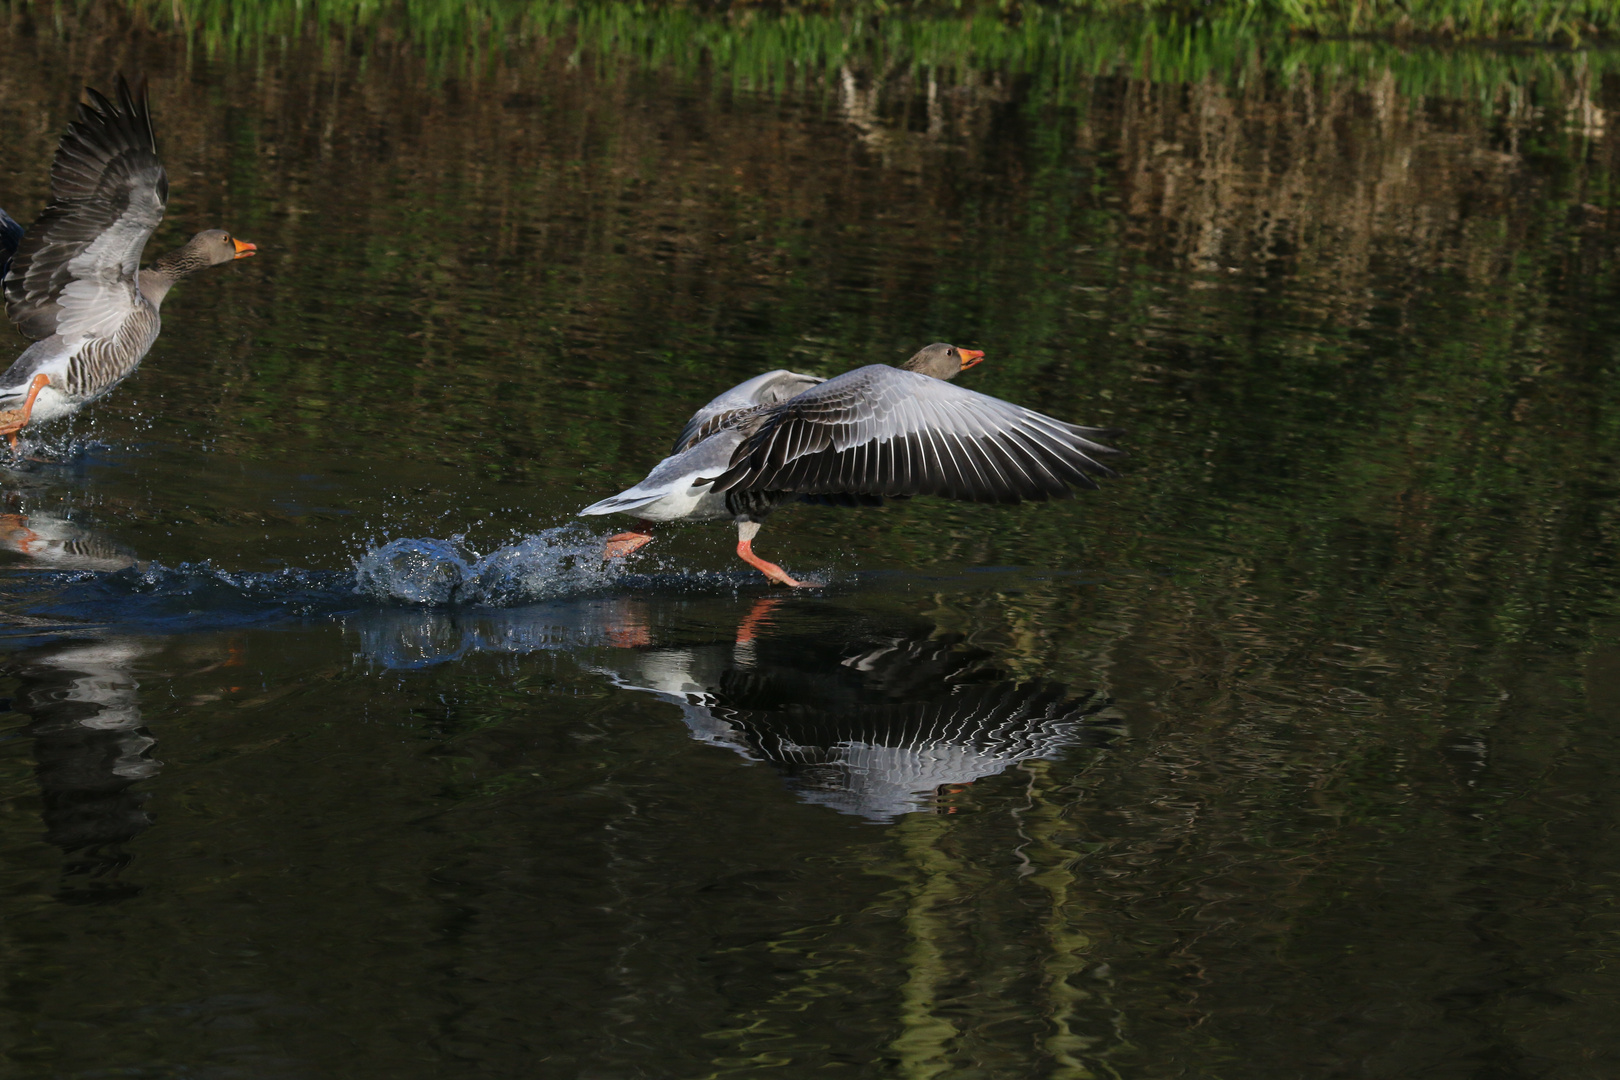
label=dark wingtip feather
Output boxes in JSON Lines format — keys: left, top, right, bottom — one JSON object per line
{"left": 1068, "top": 425, "right": 1128, "bottom": 458}
{"left": 83, "top": 85, "right": 114, "bottom": 116}
{"left": 116, "top": 74, "right": 158, "bottom": 154}
{"left": 62, "top": 75, "right": 159, "bottom": 172}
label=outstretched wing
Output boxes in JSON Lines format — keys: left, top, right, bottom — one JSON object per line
{"left": 671, "top": 368, "right": 824, "bottom": 453}
{"left": 5, "top": 76, "right": 168, "bottom": 342}
{"left": 701, "top": 365, "right": 1122, "bottom": 503}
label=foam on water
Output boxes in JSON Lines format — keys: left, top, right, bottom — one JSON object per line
{"left": 354, "top": 524, "right": 619, "bottom": 606}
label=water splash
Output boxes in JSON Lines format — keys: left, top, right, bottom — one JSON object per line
{"left": 0, "top": 433, "right": 118, "bottom": 478}
{"left": 354, "top": 538, "right": 470, "bottom": 605}
{"left": 354, "top": 525, "right": 618, "bottom": 606}
{"left": 0, "top": 522, "right": 770, "bottom": 641}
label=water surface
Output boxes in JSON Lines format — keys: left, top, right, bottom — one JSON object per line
{"left": 1, "top": 5, "right": 1619, "bottom": 1076}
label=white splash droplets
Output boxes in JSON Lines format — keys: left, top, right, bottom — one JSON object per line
{"left": 354, "top": 525, "right": 619, "bottom": 606}
{"left": 354, "top": 538, "right": 471, "bottom": 604}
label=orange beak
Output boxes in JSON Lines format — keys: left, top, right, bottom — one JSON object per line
{"left": 232, "top": 238, "right": 257, "bottom": 259}
{"left": 959, "top": 349, "right": 986, "bottom": 370}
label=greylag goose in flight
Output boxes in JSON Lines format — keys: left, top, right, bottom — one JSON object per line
{"left": 579, "top": 343, "right": 1122, "bottom": 586}
{"left": 0, "top": 76, "right": 255, "bottom": 448}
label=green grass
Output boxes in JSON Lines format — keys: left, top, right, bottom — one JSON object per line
{"left": 124, "top": 0, "right": 1620, "bottom": 50}
{"left": 1066, "top": 0, "right": 1620, "bottom": 40}
{"left": 103, "top": 0, "right": 1620, "bottom": 111}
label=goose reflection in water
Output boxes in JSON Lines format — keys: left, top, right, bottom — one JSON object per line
{"left": 354, "top": 596, "right": 1122, "bottom": 821}
{"left": 0, "top": 508, "right": 140, "bottom": 572}
{"left": 5, "top": 636, "right": 159, "bottom": 902}
{"left": 0, "top": 507, "right": 157, "bottom": 902}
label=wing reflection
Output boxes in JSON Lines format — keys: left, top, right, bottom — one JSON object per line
{"left": 592, "top": 606, "right": 1121, "bottom": 821}
{"left": 352, "top": 597, "right": 1122, "bottom": 821}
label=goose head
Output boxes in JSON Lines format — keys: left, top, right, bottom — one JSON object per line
{"left": 900, "top": 342, "right": 986, "bottom": 380}
{"left": 195, "top": 229, "right": 257, "bottom": 266}
{"left": 161, "top": 230, "right": 257, "bottom": 275}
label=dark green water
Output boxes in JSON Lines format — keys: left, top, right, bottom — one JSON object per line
{"left": 3, "top": 4, "right": 1620, "bottom": 1077}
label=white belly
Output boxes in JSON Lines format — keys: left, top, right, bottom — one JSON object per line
{"left": 29, "top": 385, "right": 81, "bottom": 424}
{"left": 632, "top": 485, "right": 732, "bottom": 523}
{"left": 579, "top": 433, "right": 743, "bottom": 523}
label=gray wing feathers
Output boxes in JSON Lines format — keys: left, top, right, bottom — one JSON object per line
{"left": 672, "top": 369, "right": 824, "bottom": 453}
{"left": 703, "top": 365, "right": 1122, "bottom": 503}
{"left": 5, "top": 77, "right": 167, "bottom": 342}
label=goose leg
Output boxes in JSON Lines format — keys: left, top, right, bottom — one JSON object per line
{"left": 0, "top": 374, "right": 50, "bottom": 450}
{"left": 604, "top": 520, "right": 656, "bottom": 560}
{"left": 736, "top": 521, "right": 806, "bottom": 588}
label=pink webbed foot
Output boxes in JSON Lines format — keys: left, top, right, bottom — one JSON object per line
{"left": 0, "top": 373, "right": 50, "bottom": 452}
{"left": 736, "top": 538, "right": 812, "bottom": 588}
{"left": 604, "top": 530, "right": 656, "bottom": 560}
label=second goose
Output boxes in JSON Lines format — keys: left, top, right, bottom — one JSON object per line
{"left": 0, "top": 76, "right": 256, "bottom": 447}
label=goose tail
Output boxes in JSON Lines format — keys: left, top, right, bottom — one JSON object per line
{"left": 578, "top": 487, "right": 669, "bottom": 517}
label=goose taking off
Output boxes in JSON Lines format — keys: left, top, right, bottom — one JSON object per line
{"left": 579, "top": 343, "right": 1122, "bottom": 585}
{"left": 0, "top": 76, "right": 256, "bottom": 448}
